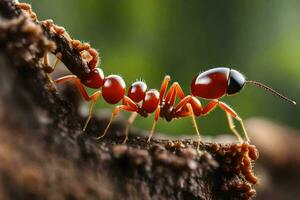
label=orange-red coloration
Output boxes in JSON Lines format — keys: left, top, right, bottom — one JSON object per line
{"left": 142, "top": 90, "right": 160, "bottom": 113}
{"left": 128, "top": 81, "right": 147, "bottom": 102}
{"left": 82, "top": 68, "right": 104, "bottom": 88}
{"left": 102, "top": 75, "right": 126, "bottom": 104}
{"left": 188, "top": 96, "right": 202, "bottom": 116}
{"left": 191, "top": 67, "right": 230, "bottom": 99}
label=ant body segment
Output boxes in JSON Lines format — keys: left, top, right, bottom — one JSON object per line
{"left": 16, "top": 2, "right": 296, "bottom": 149}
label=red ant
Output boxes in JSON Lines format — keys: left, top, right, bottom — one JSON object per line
{"left": 55, "top": 67, "right": 296, "bottom": 149}
{"left": 16, "top": 2, "right": 296, "bottom": 149}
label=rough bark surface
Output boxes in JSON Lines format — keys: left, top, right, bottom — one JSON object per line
{"left": 0, "top": 0, "right": 259, "bottom": 199}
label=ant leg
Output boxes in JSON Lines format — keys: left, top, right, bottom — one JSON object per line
{"left": 174, "top": 95, "right": 202, "bottom": 116}
{"left": 159, "top": 75, "right": 171, "bottom": 101}
{"left": 202, "top": 100, "right": 247, "bottom": 143}
{"left": 123, "top": 112, "right": 138, "bottom": 144}
{"left": 165, "top": 82, "right": 185, "bottom": 106}
{"left": 173, "top": 95, "right": 192, "bottom": 112}
{"left": 174, "top": 82, "right": 185, "bottom": 99}
{"left": 187, "top": 104, "right": 201, "bottom": 151}
{"left": 55, "top": 75, "right": 101, "bottom": 131}
{"left": 97, "top": 100, "right": 138, "bottom": 140}
{"left": 122, "top": 97, "right": 139, "bottom": 143}
{"left": 82, "top": 94, "right": 99, "bottom": 131}
{"left": 164, "top": 82, "right": 176, "bottom": 103}
{"left": 225, "top": 112, "right": 243, "bottom": 143}
{"left": 147, "top": 107, "right": 161, "bottom": 143}
{"left": 218, "top": 101, "right": 249, "bottom": 143}
{"left": 174, "top": 103, "right": 201, "bottom": 152}
{"left": 174, "top": 97, "right": 202, "bottom": 149}
{"left": 52, "top": 53, "right": 62, "bottom": 70}
{"left": 55, "top": 75, "right": 95, "bottom": 101}
{"left": 43, "top": 52, "right": 62, "bottom": 73}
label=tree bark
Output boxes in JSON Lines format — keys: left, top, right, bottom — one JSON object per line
{"left": 0, "top": 0, "right": 259, "bottom": 199}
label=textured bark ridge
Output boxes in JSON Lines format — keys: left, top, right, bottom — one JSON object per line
{"left": 0, "top": 0, "right": 259, "bottom": 199}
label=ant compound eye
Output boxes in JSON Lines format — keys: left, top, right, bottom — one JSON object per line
{"left": 191, "top": 67, "right": 230, "bottom": 99}
{"left": 83, "top": 68, "right": 104, "bottom": 88}
{"left": 142, "top": 89, "right": 159, "bottom": 113}
{"left": 102, "top": 75, "right": 126, "bottom": 104}
{"left": 227, "top": 69, "right": 245, "bottom": 95}
{"left": 128, "top": 81, "right": 147, "bottom": 102}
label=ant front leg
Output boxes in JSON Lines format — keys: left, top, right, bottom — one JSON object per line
{"left": 97, "top": 96, "right": 138, "bottom": 141}
{"left": 55, "top": 75, "right": 101, "bottom": 131}
{"left": 202, "top": 100, "right": 248, "bottom": 143}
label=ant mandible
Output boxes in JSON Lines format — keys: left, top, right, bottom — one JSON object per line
{"left": 55, "top": 67, "right": 296, "bottom": 149}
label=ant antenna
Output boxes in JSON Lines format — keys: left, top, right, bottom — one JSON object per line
{"left": 246, "top": 80, "right": 296, "bottom": 105}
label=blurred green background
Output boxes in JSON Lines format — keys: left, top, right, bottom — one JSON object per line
{"left": 26, "top": 0, "right": 300, "bottom": 137}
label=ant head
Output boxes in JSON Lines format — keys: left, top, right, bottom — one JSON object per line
{"left": 128, "top": 81, "right": 147, "bottom": 103}
{"left": 83, "top": 68, "right": 105, "bottom": 89}
{"left": 227, "top": 69, "right": 246, "bottom": 95}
